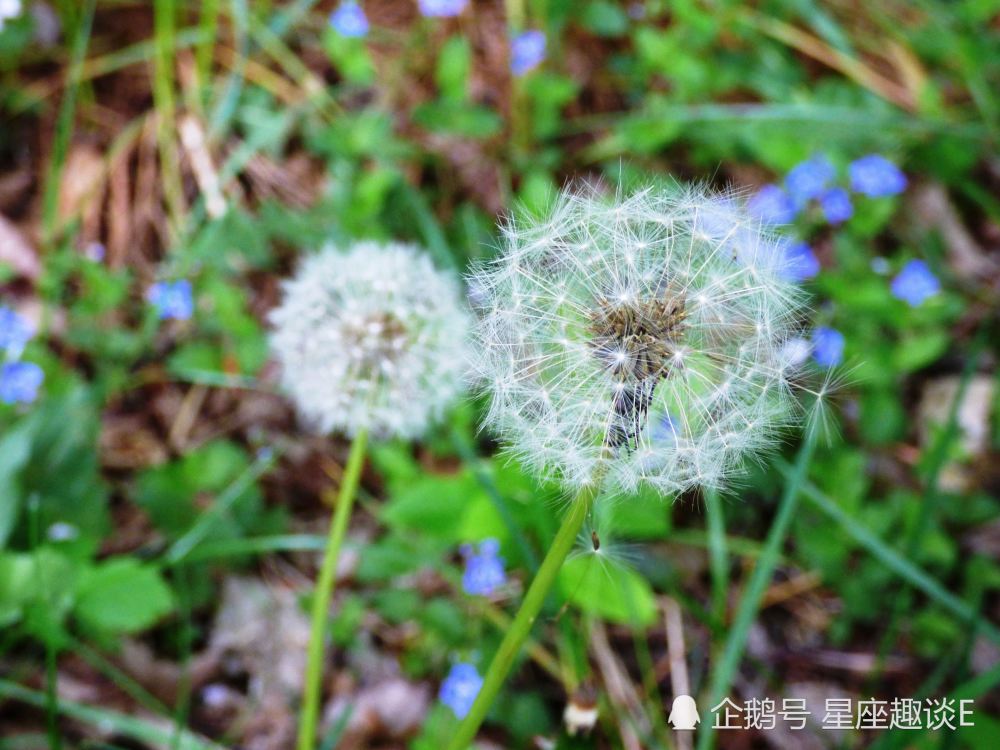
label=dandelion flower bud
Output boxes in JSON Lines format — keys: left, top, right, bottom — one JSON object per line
{"left": 269, "top": 242, "right": 470, "bottom": 440}
{"left": 470, "top": 183, "right": 813, "bottom": 496}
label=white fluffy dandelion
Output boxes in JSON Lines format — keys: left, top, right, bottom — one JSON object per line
{"left": 470, "top": 183, "right": 816, "bottom": 496}
{"left": 269, "top": 241, "right": 470, "bottom": 440}
{"left": 0, "top": 0, "right": 21, "bottom": 30}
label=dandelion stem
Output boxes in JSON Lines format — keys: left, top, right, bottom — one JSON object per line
{"left": 447, "top": 480, "right": 600, "bottom": 749}
{"left": 298, "top": 429, "right": 368, "bottom": 750}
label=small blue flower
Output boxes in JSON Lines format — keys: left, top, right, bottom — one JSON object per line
{"left": 819, "top": 187, "right": 853, "bottom": 224}
{"left": 785, "top": 155, "right": 835, "bottom": 204}
{"left": 870, "top": 256, "right": 890, "bottom": 275}
{"left": 780, "top": 241, "right": 820, "bottom": 282}
{"left": 890, "top": 259, "right": 940, "bottom": 307}
{"left": 779, "top": 337, "right": 812, "bottom": 368}
{"left": 0, "top": 361, "right": 44, "bottom": 405}
{"left": 440, "top": 663, "right": 483, "bottom": 719}
{"left": 329, "top": 2, "right": 369, "bottom": 37}
{"left": 511, "top": 30, "right": 546, "bottom": 76}
{"left": 461, "top": 538, "right": 506, "bottom": 596}
{"left": 418, "top": 0, "right": 467, "bottom": 17}
{"left": 85, "top": 242, "right": 106, "bottom": 262}
{"left": 0, "top": 306, "right": 33, "bottom": 359}
{"left": 651, "top": 413, "right": 678, "bottom": 443}
{"left": 747, "top": 184, "right": 797, "bottom": 225}
{"left": 849, "top": 154, "right": 907, "bottom": 197}
{"left": 147, "top": 280, "right": 194, "bottom": 321}
{"left": 811, "top": 327, "right": 844, "bottom": 368}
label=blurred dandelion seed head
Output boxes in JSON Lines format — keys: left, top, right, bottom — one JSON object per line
{"left": 469, "top": 183, "right": 821, "bottom": 496}
{"left": 269, "top": 242, "right": 470, "bottom": 440}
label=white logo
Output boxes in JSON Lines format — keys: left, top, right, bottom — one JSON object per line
{"left": 669, "top": 695, "right": 700, "bottom": 730}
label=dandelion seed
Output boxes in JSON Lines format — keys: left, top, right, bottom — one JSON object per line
{"left": 779, "top": 337, "right": 812, "bottom": 368}
{"left": 470, "top": 183, "right": 816, "bottom": 496}
{"left": 269, "top": 241, "right": 470, "bottom": 440}
{"left": 891, "top": 259, "right": 940, "bottom": 307}
{"left": 440, "top": 663, "right": 483, "bottom": 719}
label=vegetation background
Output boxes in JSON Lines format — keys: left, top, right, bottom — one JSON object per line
{"left": 0, "top": 0, "right": 998, "bottom": 748}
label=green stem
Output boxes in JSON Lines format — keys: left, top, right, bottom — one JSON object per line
{"left": 446, "top": 481, "right": 600, "bottom": 750}
{"left": 705, "top": 487, "right": 729, "bottom": 631}
{"left": 297, "top": 429, "right": 369, "bottom": 750}
{"left": 697, "top": 432, "right": 815, "bottom": 750}
{"left": 153, "top": 0, "right": 184, "bottom": 233}
{"left": 196, "top": 0, "right": 222, "bottom": 98}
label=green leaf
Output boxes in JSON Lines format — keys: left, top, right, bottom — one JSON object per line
{"left": 557, "top": 555, "right": 657, "bottom": 626}
{"left": 0, "top": 552, "right": 37, "bottom": 627}
{"left": 582, "top": 1, "right": 629, "bottom": 36}
{"left": 382, "top": 471, "right": 504, "bottom": 543}
{"left": 436, "top": 36, "right": 471, "bottom": 101}
{"left": 605, "top": 487, "right": 670, "bottom": 539}
{"left": 411, "top": 101, "right": 503, "bottom": 138}
{"left": 74, "top": 558, "right": 174, "bottom": 634}
{"left": 0, "top": 421, "right": 33, "bottom": 548}
{"left": 893, "top": 330, "right": 949, "bottom": 372}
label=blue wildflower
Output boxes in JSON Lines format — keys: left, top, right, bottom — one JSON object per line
{"left": 147, "top": 280, "right": 194, "bottom": 321}
{"left": 418, "top": 0, "right": 467, "bottom": 17}
{"left": 329, "top": 2, "right": 369, "bottom": 37}
{"left": 511, "top": 30, "right": 546, "bottom": 76}
{"left": 779, "top": 337, "right": 812, "bottom": 368}
{"left": 780, "top": 241, "right": 820, "bottom": 282}
{"left": 0, "top": 306, "right": 33, "bottom": 359}
{"left": 651, "top": 413, "right": 678, "bottom": 443}
{"left": 890, "top": 259, "right": 940, "bottom": 307}
{"left": 811, "top": 327, "right": 844, "bottom": 368}
{"left": 461, "top": 538, "right": 506, "bottom": 596}
{"left": 747, "top": 184, "right": 797, "bottom": 225}
{"left": 870, "top": 257, "right": 890, "bottom": 275}
{"left": 440, "top": 663, "right": 483, "bottom": 719}
{"left": 0, "top": 361, "right": 43, "bottom": 405}
{"left": 85, "top": 242, "right": 106, "bottom": 262}
{"left": 849, "top": 155, "right": 906, "bottom": 197}
{"left": 785, "top": 155, "right": 835, "bottom": 204}
{"left": 819, "top": 187, "right": 853, "bottom": 224}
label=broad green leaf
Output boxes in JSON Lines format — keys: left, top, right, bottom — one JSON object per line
{"left": 0, "top": 421, "right": 32, "bottom": 548}
{"left": 558, "top": 555, "right": 657, "bottom": 626}
{"left": 74, "top": 558, "right": 174, "bottom": 634}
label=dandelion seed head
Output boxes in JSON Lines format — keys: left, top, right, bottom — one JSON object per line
{"left": 269, "top": 242, "right": 470, "bottom": 440}
{"left": 469, "top": 183, "right": 817, "bottom": 496}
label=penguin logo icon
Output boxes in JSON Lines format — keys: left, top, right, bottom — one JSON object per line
{"left": 668, "top": 695, "right": 700, "bottom": 730}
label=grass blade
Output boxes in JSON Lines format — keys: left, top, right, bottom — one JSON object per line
{"left": 0, "top": 680, "right": 223, "bottom": 750}
{"left": 697, "top": 433, "right": 816, "bottom": 750}
{"left": 163, "top": 449, "right": 278, "bottom": 565}
{"left": 40, "top": 0, "right": 96, "bottom": 245}
{"left": 792, "top": 477, "right": 1000, "bottom": 647}
{"left": 704, "top": 488, "right": 729, "bottom": 631}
